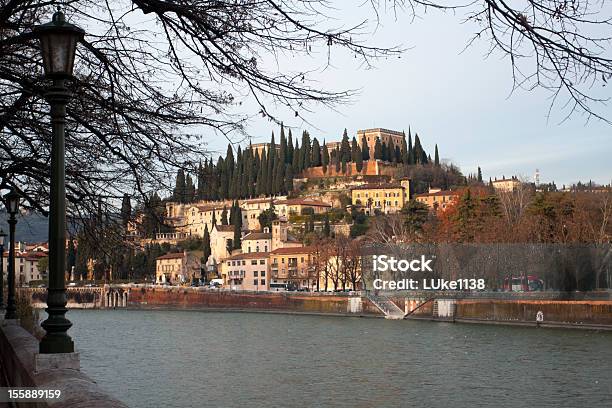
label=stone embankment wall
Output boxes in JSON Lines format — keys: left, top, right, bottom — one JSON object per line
{"left": 456, "top": 299, "right": 612, "bottom": 326}
{"left": 19, "top": 286, "right": 612, "bottom": 328}
{"left": 0, "top": 320, "right": 127, "bottom": 407}
{"left": 127, "top": 287, "right": 382, "bottom": 316}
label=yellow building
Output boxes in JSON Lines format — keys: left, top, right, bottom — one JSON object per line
{"left": 155, "top": 251, "right": 200, "bottom": 284}
{"left": 414, "top": 188, "right": 459, "bottom": 211}
{"left": 222, "top": 252, "right": 269, "bottom": 291}
{"left": 356, "top": 128, "right": 405, "bottom": 159}
{"left": 275, "top": 198, "right": 332, "bottom": 216}
{"left": 492, "top": 177, "right": 521, "bottom": 192}
{"left": 351, "top": 179, "right": 410, "bottom": 215}
{"left": 269, "top": 246, "right": 314, "bottom": 290}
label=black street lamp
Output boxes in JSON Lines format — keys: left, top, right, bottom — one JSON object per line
{"left": 0, "top": 228, "right": 7, "bottom": 309}
{"left": 4, "top": 189, "right": 20, "bottom": 319}
{"left": 33, "top": 8, "right": 84, "bottom": 354}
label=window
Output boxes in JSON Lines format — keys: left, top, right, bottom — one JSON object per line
{"left": 254, "top": 280, "right": 258, "bottom": 286}
{"left": 254, "top": 271, "right": 258, "bottom": 277}
{"left": 251, "top": 260, "right": 257, "bottom": 265}
{"left": 242, "top": 260, "right": 246, "bottom": 266}
{"left": 281, "top": 258, "right": 285, "bottom": 264}
{"left": 261, "top": 271, "right": 266, "bottom": 277}
{"left": 260, "top": 260, "right": 265, "bottom": 265}
{"left": 261, "top": 279, "right": 265, "bottom": 285}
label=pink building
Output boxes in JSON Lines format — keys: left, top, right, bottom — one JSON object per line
{"left": 222, "top": 252, "right": 269, "bottom": 291}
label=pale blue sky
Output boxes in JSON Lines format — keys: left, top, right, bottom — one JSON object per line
{"left": 203, "top": 5, "right": 611, "bottom": 187}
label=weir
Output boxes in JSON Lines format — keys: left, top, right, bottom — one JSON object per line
{"left": 366, "top": 293, "right": 406, "bottom": 319}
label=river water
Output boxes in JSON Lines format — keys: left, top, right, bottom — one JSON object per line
{"left": 67, "top": 310, "right": 612, "bottom": 408}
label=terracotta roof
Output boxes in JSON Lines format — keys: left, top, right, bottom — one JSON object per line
{"left": 276, "top": 198, "right": 331, "bottom": 207}
{"left": 351, "top": 183, "right": 403, "bottom": 191}
{"left": 212, "top": 225, "right": 234, "bottom": 232}
{"left": 156, "top": 252, "right": 185, "bottom": 260}
{"left": 226, "top": 251, "right": 269, "bottom": 261}
{"left": 24, "top": 252, "right": 48, "bottom": 260}
{"left": 243, "top": 232, "right": 271, "bottom": 241}
{"left": 414, "top": 190, "right": 459, "bottom": 198}
{"left": 270, "top": 246, "right": 314, "bottom": 255}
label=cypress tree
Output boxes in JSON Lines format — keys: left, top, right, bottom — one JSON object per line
{"left": 259, "top": 153, "right": 268, "bottom": 196}
{"left": 267, "top": 133, "right": 275, "bottom": 194}
{"left": 301, "top": 130, "right": 311, "bottom": 170}
{"left": 196, "top": 161, "right": 205, "bottom": 200}
{"left": 322, "top": 141, "right": 330, "bottom": 173}
{"left": 218, "top": 156, "right": 228, "bottom": 199}
{"left": 478, "top": 166, "right": 483, "bottom": 183}
{"left": 185, "top": 174, "right": 195, "bottom": 203}
{"left": 323, "top": 214, "right": 331, "bottom": 237}
{"left": 434, "top": 144, "right": 440, "bottom": 167}
{"left": 211, "top": 209, "right": 217, "bottom": 227}
{"left": 400, "top": 132, "right": 409, "bottom": 165}
{"left": 351, "top": 137, "right": 361, "bottom": 171}
{"left": 334, "top": 148, "right": 341, "bottom": 172}
{"left": 407, "top": 127, "right": 414, "bottom": 164}
{"left": 121, "top": 193, "right": 131, "bottom": 228}
{"left": 221, "top": 206, "right": 228, "bottom": 225}
{"left": 292, "top": 137, "right": 300, "bottom": 173}
{"left": 394, "top": 145, "right": 401, "bottom": 163}
{"left": 355, "top": 149, "right": 364, "bottom": 172}
{"left": 284, "top": 164, "right": 293, "bottom": 193}
{"left": 381, "top": 141, "right": 388, "bottom": 162}
{"left": 361, "top": 135, "right": 370, "bottom": 161}
{"left": 340, "top": 129, "right": 351, "bottom": 163}
{"left": 279, "top": 123, "right": 287, "bottom": 164}
{"left": 287, "top": 129, "right": 294, "bottom": 164}
{"left": 374, "top": 137, "right": 383, "bottom": 160}
{"left": 311, "top": 138, "right": 322, "bottom": 167}
{"left": 274, "top": 155, "right": 284, "bottom": 194}
{"left": 388, "top": 139, "right": 396, "bottom": 163}
{"left": 202, "top": 226, "right": 211, "bottom": 265}
{"left": 233, "top": 213, "right": 242, "bottom": 250}
{"left": 173, "top": 169, "right": 186, "bottom": 202}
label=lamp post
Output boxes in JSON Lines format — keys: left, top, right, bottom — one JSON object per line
{"left": 4, "top": 189, "right": 20, "bottom": 319}
{"left": 33, "top": 8, "right": 84, "bottom": 354}
{"left": 0, "top": 228, "right": 7, "bottom": 309}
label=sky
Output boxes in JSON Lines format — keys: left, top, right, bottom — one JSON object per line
{"left": 201, "top": 4, "right": 611, "bottom": 188}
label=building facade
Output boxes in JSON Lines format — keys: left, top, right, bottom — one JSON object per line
{"left": 351, "top": 179, "right": 410, "bottom": 215}
{"left": 356, "top": 128, "right": 405, "bottom": 159}
{"left": 492, "top": 177, "right": 521, "bottom": 192}
{"left": 155, "top": 251, "right": 200, "bottom": 284}
{"left": 269, "top": 246, "right": 314, "bottom": 290}
{"left": 222, "top": 252, "right": 269, "bottom": 291}
{"left": 414, "top": 188, "right": 460, "bottom": 211}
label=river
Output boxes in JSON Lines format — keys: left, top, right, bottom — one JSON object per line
{"left": 67, "top": 309, "right": 612, "bottom": 408}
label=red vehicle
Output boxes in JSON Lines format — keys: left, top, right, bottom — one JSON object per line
{"left": 503, "top": 275, "right": 544, "bottom": 292}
